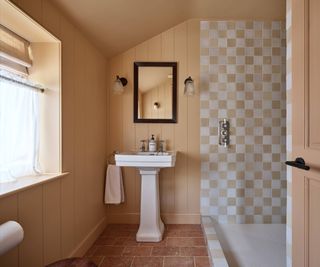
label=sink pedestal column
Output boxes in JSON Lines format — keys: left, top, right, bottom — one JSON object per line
{"left": 136, "top": 168, "right": 164, "bottom": 242}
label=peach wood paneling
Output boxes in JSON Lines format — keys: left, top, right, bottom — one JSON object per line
{"left": 106, "top": 20, "right": 200, "bottom": 224}
{"left": 292, "top": 0, "right": 320, "bottom": 265}
{"left": 186, "top": 20, "right": 200, "bottom": 214}
{"left": 309, "top": 0, "right": 320, "bottom": 149}
{"left": 0, "top": 195, "right": 18, "bottom": 267}
{"left": 59, "top": 13, "right": 76, "bottom": 258}
{"left": 0, "top": 0, "right": 107, "bottom": 266}
{"left": 309, "top": 178, "right": 320, "bottom": 266}
{"left": 43, "top": 180, "right": 61, "bottom": 265}
{"left": 18, "top": 186, "right": 44, "bottom": 267}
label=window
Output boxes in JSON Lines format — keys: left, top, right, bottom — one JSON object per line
{"left": 0, "top": 25, "right": 42, "bottom": 183}
{"left": 0, "top": 2, "right": 62, "bottom": 191}
{"left": 0, "top": 70, "right": 41, "bottom": 183}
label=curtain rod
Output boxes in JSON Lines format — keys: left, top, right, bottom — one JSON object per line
{"left": 0, "top": 74, "right": 45, "bottom": 93}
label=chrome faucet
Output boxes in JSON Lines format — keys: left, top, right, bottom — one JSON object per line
{"left": 139, "top": 140, "right": 146, "bottom": 152}
{"left": 159, "top": 140, "right": 166, "bottom": 152}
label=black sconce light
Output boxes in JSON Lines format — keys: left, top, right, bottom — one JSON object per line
{"left": 113, "top": 75, "right": 128, "bottom": 94}
{"left": 184, "top": 76, "right": 195, "bottom": 96}
{"left": 153, "top": 102, "right": 160, "bottom": 110}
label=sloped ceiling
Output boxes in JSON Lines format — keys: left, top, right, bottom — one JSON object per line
{"left": 50, "top": 0, "right": 285, "bottom": 58}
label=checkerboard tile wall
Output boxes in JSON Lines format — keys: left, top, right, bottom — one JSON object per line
{"left": 200, "top": 21, "right": 286, "bottom": 224}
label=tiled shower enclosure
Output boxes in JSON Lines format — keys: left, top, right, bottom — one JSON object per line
{"left": 200, "top": 21, "right": 286, "bottom": 224}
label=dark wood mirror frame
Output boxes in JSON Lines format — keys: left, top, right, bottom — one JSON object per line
{"left": 134, "top": 61, "right": 177, "bottom": 123}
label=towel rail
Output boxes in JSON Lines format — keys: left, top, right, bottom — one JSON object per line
{"left": 107, "top": 151, "right": 118, "bottom": 165}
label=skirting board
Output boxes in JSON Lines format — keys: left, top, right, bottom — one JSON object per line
{"left": 106, "top": 213, "right": 200, "bottom": 224}
{"left": 68, "top": 216, "right": 107, "bottom": 257}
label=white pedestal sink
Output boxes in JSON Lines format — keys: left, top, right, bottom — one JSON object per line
{"left": 115, "top": 151, "right": 176, "bottom": 242}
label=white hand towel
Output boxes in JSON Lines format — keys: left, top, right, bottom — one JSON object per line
{"left": 104, "top": 164, "right": 125, "bottom": 204}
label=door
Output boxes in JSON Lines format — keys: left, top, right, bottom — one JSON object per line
{"left": 292, "top": 0, "right": 320, "bottom": 266}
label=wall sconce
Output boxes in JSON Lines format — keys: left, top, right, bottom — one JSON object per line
{"left": 184, "top": 76, "right": 195, "bottom": 96}
{"left": 153, "top": 102, "right": 160, "bottom": 110}
{"left": 113, "top": 75, "right": 128, "bottom": 94}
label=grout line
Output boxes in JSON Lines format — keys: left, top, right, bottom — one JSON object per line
{"left": 130, "top": 256, "right": 134, "bottom": 267}
{"left": 98, "top": 256, "right": 105, "bottom": 267}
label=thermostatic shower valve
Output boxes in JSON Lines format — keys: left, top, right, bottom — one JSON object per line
{"left": 219, "top": 119, "right": 230, "bottom": 147}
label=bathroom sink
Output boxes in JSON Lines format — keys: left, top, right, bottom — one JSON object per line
{"left": 115, "top": 151, "right": 176, "bottom": 168}
{"left": 136, "top": 151, "right": 170, "bottom": 155}
{"left": 114, "top": 151, "right": 176, "bottom": 242}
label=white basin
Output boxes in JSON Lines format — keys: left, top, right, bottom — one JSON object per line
{"left": 115, "top": 151, "right": 176, "bottom": 242}
{"left": 115, "top": 151, "right": 176, "bottom": 168}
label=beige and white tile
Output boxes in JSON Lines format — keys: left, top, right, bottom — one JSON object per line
{"left": 200, "top": 21, "right": 286, "bottom": 224}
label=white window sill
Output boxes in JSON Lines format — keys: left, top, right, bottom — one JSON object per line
{"left": 0, "top": 173, "right": 68, "bottom": 198}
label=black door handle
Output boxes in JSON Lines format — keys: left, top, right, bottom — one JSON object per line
{"left": 285, "top": 157, "right": 310, "bottom": 170}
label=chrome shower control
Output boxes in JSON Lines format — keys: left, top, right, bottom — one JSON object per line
{"left": 219, "top": 119, "right": 230, "bottom": 147}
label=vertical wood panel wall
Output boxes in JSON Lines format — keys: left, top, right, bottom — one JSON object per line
{"left": 106, "top": 20, "right": 201, "bottom": 224}
{"left": 0, "top": 0, "right": 108, "bottom": 266}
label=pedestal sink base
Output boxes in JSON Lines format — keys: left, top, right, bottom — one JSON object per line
{"left": 136, "top": 220, "right": 165, "bottom": 242}
{"left": 115, "top": 151, "right": 176, "bottom": 242}
{"left": 136, "top": 168, "right": 164, "bottom": 242}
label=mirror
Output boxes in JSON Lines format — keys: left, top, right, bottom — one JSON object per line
{"left": 134, "top": 62, "right": 177, "bottom": 123}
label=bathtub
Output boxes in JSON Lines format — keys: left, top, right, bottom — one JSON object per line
{"left": 202, "top": 217, "right": 286, "bottom": 267}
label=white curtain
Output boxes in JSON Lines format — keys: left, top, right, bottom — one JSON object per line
{"left": 0, "top": 73, "right": 40, "bottom": 182}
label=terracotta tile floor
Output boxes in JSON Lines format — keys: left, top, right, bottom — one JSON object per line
{"left": 85, "top": 224, "right": 211, "bottom": 267}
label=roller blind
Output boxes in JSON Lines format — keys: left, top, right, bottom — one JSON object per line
{"left": 0, "top": 24, "right": 32, "bottom": 75}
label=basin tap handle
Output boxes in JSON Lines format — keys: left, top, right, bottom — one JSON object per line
{"left": 159, "top": 140, "right": 166, "bottom": 152}
{"left": 140, "top": 140, "right": 146, "bottom": 152}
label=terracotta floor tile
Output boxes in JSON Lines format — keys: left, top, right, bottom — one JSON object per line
{"left": 94, "top": 246, "right": 124, "bottom": 256}
{"left": 152, "top": 246, "right": 180, "bottom": 256}
{"left": 86, "top": 224, "right": 210, "bottom": 267}
{"left": 166, "top": 230, "right": 203, "bottom": 237}
{"left": 100, "top": 256, "right": 133, "bottom": 267}
{"left": 102, "top": 230, "right": 136, "bottom": 238}
{"left": 87, "top": 256, "right": 104, "bottom": 266}
{"left": 194, "top": 256, "right": 211, "bottom": 267}
{"left": 166, "top": 224, "right": 202, "bottom": 231}
{"left": 139, "top": 239, "right": 167, "bottom": 247}
{"left": 167, "top": 237, "right": 206, "bottom": 247}
{"left": 105, "top": 224, "right": 139, "bottom": 231}
{"left": 113, "top": 237, "right": 128, "bottom": 245}
{"left": 95, "top": 237, "right": 116, "bottom": 246}
{"left": 180, "top": 247, "right": 208, "bottom": 256}
{"left": 122, "top": 246, "right": 152, "bottom": 256}
{"left": 163, "top": 256, "right": 194, "bottom": 267}
{"left": 114, "top": 236, "right": 139, "bottom": 246}
{"left": 85, "top": 245, "right": 97, "bottom": 256}
{"left": 132, "top": 256, "right": 163, "bottom": 267}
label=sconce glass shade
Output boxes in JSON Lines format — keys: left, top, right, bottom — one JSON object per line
{"left": 184, "top": 76, "right": 195, "bottom": 96}
{"left": 113, "top": 75, "right": 127, "bottom": 94}
{"left": 153, "top": 102, "right": 160, "bottom": 110}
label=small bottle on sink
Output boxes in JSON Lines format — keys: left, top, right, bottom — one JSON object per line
{"left": 149, "top": 134, "right": 157, "bottom": 152}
